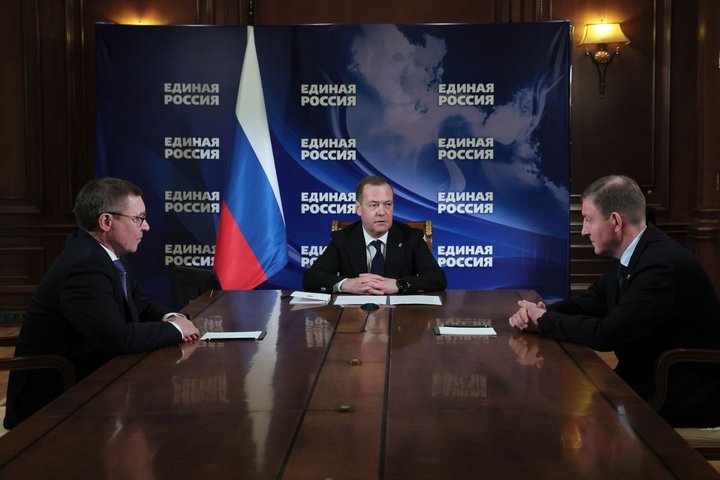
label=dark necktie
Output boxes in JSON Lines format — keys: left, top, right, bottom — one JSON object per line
{"left": 114, "top": 259, "right": 129, "bottom": 299}
{"left": 370, "top": 240, "right": 385, "bottom": 275}
{"left": 616, "top": 263, "right": 627, "bottom": 296}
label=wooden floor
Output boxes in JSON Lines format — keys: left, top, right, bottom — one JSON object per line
{"left": 0, "top": 325, "right": 20, "bottom": 402}
{"left": 0, "top": 324, "right": 20, "bottom": 437}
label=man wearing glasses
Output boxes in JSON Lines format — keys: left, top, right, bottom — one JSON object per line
{"left": 4, "top": 177, "right": 199, "bottom": 429}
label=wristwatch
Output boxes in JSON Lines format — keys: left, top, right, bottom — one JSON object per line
{"left": 396, "top": 279, "right": 410, "bottom": 294}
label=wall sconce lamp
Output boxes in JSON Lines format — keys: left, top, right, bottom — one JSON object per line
{"left": 578, "top": 23, "right": 630, "bottom": 96}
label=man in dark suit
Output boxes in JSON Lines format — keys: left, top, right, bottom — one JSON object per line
{"left": 303, "top": 175, "right": 446, "bottom": 295}
{"left": 4, "top": 177, "right": 199, "bottom": 429}
{"left": 509, "top": 175, "right": 720, "bottom": 427}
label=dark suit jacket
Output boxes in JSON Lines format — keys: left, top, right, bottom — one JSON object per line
{"left": 303, "top": 221, "right": 447, "bottom": 294}
{"left": 538, "top": 223, "right": 720, "bottom": 427}
{"left": 4, "top": 229, "right": 181, "bottom": 428}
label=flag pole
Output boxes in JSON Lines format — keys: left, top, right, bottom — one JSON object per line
{"left": 247, "top": 0, "right": 255, "bottom": 26}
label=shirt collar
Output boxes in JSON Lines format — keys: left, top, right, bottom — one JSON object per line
{"left": 98, "top": 242, "right": 120, "bottom": 262}
{"left": 362, "top": 228, "right": 389, "bottom": 247}
{"left": 620, "top": 225, "right": 647, "bottom": 267}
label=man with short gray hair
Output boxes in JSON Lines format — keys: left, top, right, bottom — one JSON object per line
{"left": 4, "top": 177, "right": 199, "bottom": 429}
{"left": 509, "top": 175, "right": 720, "bottom": 427}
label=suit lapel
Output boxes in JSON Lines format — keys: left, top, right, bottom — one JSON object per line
{"left": 348, "top": 225, "right": 370, "bottom": 275}
{"left": 112, "top": 257, "right": 140, "bottom": 322}
{"left": 623, "top": 223, "right": 653, "bottom": 291}
{"left": 88, "top": 233, "right": 140, "bottom": 323}
{"left": 610, "top": 261, "right": 624, "bottom": 306}
{"left": 124, "top": 284, "right": 140, "bottom": 323}
{"left": 120, "top": 295, "right": 139, "bottom": 323}
{"left": 628, "top": 224, "right": 653, "bottom": 263}
{"left": 612, "top": 224, "right": 653, "bottom": 306}
{"left": 384, "top": 225, "right": 406, "bottom": 277}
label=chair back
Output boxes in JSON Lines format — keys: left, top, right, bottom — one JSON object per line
{"left": 171, "top": 266, "right": 222, "bottom": 307}
{"left": 650, "top": 347, "right": 720, "bottom": 460}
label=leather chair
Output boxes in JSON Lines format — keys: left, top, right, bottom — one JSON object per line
{"left": 0, "top": 332, "right": 76, "bottom": 435}
{"left": 170, "top": 265, "right": 222, "bottom": 307}
{"left": 331, "top": 219, "right": 433, "bottom": 250}
{"left": 0, "top": 336, "right": 76, "bottom": 392}
{"left": 649, "top": 348, "right": 720, "bottom": 459}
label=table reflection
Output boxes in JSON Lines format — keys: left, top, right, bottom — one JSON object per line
{"left": 103, "top": 419, "right": 157, "bottom": 480}
{"left": 508, "top": 333, "right": 545, "bottom": 368}
{"left": 562, "top": 391, "right": 645, "bottom": 476}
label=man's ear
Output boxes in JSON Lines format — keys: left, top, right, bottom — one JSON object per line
{"left": 97, "top": 212, "right": 113, "bottom": 232}
{"left": 610, "top": 211, "right": 624, "bottom": 232}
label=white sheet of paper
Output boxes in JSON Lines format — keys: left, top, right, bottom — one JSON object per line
{"left": 290, "top": 303, "right": 325, "bottom": 311}
{"left": 289, "top": 298, "right": 326, "bottom": 304}
{"left": 436, "top": 326, "right": 496, "bottom": 336}
{"left": 334, "top": 295, "right": 387, "bottom": 306}
{"left": 289, "top": 291, "right": 331, "bottom": 304}
{"left": 389, "top": 295, "right": 442, "bottom": 306}
{"left": 200, "top": 331, "right": 265, "bottom": 341}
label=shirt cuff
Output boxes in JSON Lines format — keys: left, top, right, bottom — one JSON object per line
{"left": 163, "top": 313, "right": 186, "bottom": 336}
{"left": 333, "top": 279, "right": 347, "bottom": 293}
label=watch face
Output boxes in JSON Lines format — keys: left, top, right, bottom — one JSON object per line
{"left": 397, "top": 279, "right": 409, "bottom": 292}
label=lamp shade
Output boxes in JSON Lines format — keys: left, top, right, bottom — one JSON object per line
{"left": 578, "top": 23, "right": 630, "bottom": 45}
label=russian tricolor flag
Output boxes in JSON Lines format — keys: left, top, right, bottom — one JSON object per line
{"left": 214, "top": 27, "right": 288, "bottom": 289}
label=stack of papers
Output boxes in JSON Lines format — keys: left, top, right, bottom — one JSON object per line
{"left": 389, "top": 295, "right": 442, "bottom": 306}
{"left": 289, "top": 291, "right": 331, "bottom": 305}
{"left": 434, "top": 326, "right": 496, "bottom": 336}
{"left": 334, "top": 295, "right": 442, "bottom": 306}
{"left": 334, "top": 295, "right": 387, "bottom": 306}
{"left": 200, "top": 331, "right": 267, "bottom": 341}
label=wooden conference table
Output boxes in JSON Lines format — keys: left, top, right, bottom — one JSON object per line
{"left": 0, "top": 289, "right": 717, "bottom": 479}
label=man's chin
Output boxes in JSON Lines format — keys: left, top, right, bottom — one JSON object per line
{"left": 594, "top": 247, "right": 613, "bottom": 257}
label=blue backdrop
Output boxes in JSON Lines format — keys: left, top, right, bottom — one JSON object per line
{"left": 96, "top": 22, "right": 571, "bottom": 309}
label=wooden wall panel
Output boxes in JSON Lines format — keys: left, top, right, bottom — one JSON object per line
{"left": 0, "top": 247, "right": 46, "bottom": 311}
{"left": 686, "top": 0, "right": 720, "bottom": 291}
{"left": 0, "top": 0, "right": 718, "bottom": 312}
{"left": 552, "top": 0, "right": 660, "bottom": 195}
{"left": 0, "top": 0, "right": 80, "bottom": 310}
{"left": 667, "top": 1, "right": 697, "bottom": 226}
{"left": 252, "top": 0, "right": 497, "bottom": 25}
{"left": 0, "top": 0, "right": 41, "bottom": 213}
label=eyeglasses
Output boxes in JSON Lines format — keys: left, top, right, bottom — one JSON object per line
{"left": 103, "top": 211, "right": 148, "bottom": 227}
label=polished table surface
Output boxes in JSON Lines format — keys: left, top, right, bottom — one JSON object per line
{"left": 0, "top": 290, "right": 717, "bottom": 479}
